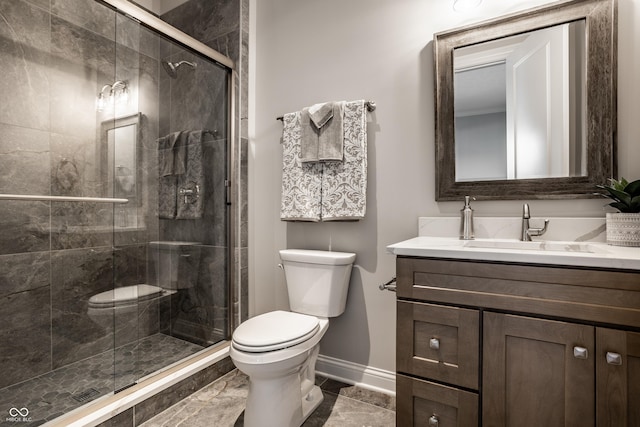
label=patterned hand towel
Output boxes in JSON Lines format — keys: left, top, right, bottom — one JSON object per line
{"left": 321, "top": 100, "right": 367, "bottom": 221}
{"left": 280, "top": 111, "right": 323, "bottom": 221}
{"left": 300, "top": 102, "right": 345, "bottom": 162}
{"left": 176, "top": 130, "right": 205, "bottom": 219}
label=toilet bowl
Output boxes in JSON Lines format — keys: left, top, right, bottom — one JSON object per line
{"left": 230, "top": 249, "right": 356, "bottom": 427}
{"left": 87, "top": 241, "right": 200, "bottom": 327}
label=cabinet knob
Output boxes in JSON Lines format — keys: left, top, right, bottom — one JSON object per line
{"left": 429, "top": 338, "right": 440, "bottom": 351}
{"left": 573, "top": 346, "right": 588, "bottom": 359}
{"left": 606, "top": 352, "right": 622, "bottom": 365}
{"left": 429, "top": 415, "right": 439, "bottom": 427}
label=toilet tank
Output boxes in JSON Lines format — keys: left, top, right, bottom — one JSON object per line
{"left": 279, "top": 249, "right": 356, "bottom": 317}
{"left": 149, "top": 241, "right": 201, "bottom": 290}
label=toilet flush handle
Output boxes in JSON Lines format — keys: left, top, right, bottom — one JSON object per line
{"left": 278, "top": 263, "right": 284, "bottom": 270}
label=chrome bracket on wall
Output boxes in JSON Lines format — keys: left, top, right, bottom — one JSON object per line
{"left": 379, "top": 277, "right": 397, "bottom": 292}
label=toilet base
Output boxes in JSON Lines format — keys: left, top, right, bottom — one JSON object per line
{"left": 301, "top": 384, "right": 324, "bottom": 423}
{"left": 241, "top": 347, "right": 323, "bottom": 427}
{"left": 243, "top": 375, "right": 324, "bottom": 427}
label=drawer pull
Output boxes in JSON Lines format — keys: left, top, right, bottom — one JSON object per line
{"left": 573, "top": 346, "right": 588, "bottom": 360}
{"left": 429, "top": 338, "right": 440, "bottom": 351}
{"left": 429, "top": 415, "right": 439, "bottom": 426}
{"left": 606, "top": 352, "right": 622, "bottom": 365}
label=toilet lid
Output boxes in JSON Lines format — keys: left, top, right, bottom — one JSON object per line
{"left": 232, "top": 311, "right": 320, "bottom": 353}
{"left": 88, "top": 284, "right": 164, "bottom": 308}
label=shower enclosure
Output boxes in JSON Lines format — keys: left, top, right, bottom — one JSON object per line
{"left": 0, "top": 0, "right": 233, "bottom": 424}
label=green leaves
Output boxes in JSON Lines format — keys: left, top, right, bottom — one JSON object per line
{"left": 597, "top": 178, "right": 640, "bottom": 213}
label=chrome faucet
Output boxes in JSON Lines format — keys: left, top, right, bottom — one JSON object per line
{"left": 521, "top": 204, "right": 549, "bottom": 241}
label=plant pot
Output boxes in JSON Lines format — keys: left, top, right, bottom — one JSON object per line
{"left": 606, "top": 213, "right": 640, "bottom": 247}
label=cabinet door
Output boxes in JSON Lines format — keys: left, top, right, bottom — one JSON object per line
{"left": 483, "top": 312, "right": 594, "bottom": 427}
{"left": 596, "top": 328, "right": 640, "bottom": 426}
{"left": 397, "top": 373, "right": 478, "bottom": 427}
{"left": 397, "top": 301, "right": 479, "bottom": 390}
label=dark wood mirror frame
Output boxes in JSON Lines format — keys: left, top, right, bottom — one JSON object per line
{"left": 434, "top": 0, "right": 617, "bottom": 201}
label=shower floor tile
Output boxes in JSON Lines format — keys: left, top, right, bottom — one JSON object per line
{"left": 0, "top": 334, "right": 204, "bottom": 426}
{"left": 140, "top": 370, "right": 396, "bottom": 427}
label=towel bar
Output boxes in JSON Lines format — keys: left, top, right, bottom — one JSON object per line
{"left": 276, "top": 100, "right": 376, "bottom": 121}
{"left": 379, "top": 277, "right": 397, "bottom": 292}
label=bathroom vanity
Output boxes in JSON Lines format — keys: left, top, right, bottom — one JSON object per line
{"left": 388, "top": 237, "right": 640, "bottom": 426}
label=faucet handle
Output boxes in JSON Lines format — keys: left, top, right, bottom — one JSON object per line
{"left": 527, "top": 219, "right": 550, "bottom": 238}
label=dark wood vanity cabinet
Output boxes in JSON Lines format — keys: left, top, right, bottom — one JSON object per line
{"left": 396, "top": 256, "right": 640, "bottom": 426}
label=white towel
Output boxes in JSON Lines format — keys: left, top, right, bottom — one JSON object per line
{"left": 321, "top": 100, "right": 367, "bottom": 221}
{"left": 280, "top": 112, "right": 323, "bottom": 221}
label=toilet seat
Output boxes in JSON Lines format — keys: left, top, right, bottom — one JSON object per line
{"left": 232, "top": 310, "right": 320, "bottom": 353}
{"left": 88, "top": 284, "right": 164, "bottom": 309}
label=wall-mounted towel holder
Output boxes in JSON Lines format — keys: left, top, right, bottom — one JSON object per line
{"left": 379, "top": 277, "right": 396, "bottom": 292}
{"left": 276, "top": 100, "right": 376, "bottom": 121}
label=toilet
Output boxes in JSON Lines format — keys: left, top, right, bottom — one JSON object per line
{"left": 230, "top": 249, "right": 356, "bottom": 427}
{"left": 87, "top": 241, "right": 201, "bottom": 327}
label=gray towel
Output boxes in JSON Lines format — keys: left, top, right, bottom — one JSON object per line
{"left": 158, "top": 131, "right": 183, "bottom": 176}
{"left": 300, "top": 102, "right": 345, "bottom": 162}
{"left": 157, "top": 131, "right": 189, "bottom": 219}
{"left": 176, "top": 130, "right": 205, "bottom": 219}
{"left": 309, "top": 102, "right": 334, "bottom": 128}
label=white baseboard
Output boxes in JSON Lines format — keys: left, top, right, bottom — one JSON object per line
{"left": 315, "top": 355, "right": 396, "bottom": 396}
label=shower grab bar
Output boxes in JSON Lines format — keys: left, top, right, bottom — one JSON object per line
{"left": 0, "top": 194, "right": 129, "bottom": 204}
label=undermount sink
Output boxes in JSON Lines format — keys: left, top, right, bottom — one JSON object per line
{"left": 462, "top": 239, "right": 610, "bottom": 254}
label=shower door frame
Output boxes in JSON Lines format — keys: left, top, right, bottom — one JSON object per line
{"left": 99, "top": 0, "right": 239, "bottom": 338}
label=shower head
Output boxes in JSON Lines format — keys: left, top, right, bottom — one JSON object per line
{"left": 162, "top": 60, "right": 197, "bottom": 78}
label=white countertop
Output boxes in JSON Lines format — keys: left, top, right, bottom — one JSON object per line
{"left": 387, "top": 236, "right": 640, "bottom": 271}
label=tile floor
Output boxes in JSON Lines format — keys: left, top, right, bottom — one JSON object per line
{"left": 0, "top": 334, "right": 203, "bottom": 426}
{"left": 140, "top": 369, "right": 396, "bottom": 427}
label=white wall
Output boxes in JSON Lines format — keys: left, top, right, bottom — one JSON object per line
{"left": 249, "top": 0, "right": 640, "bottom": 383}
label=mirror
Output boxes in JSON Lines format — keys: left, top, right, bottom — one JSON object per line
{"left": 434, "top": 0, "right": 616, "bottom": 200}
{"left": 100, "top": 113, "right": 143, "bottom": 227}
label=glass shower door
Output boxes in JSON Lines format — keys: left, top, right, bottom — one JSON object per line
{"left": 0, "top": 0, "right": 232, "bottom": 424}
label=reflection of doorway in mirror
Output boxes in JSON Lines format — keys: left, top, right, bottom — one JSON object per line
{"left": 103, "top": 114, "right": 141, "bottom": 229}
{"left": 453, "top": 20, "right": 586, "bottom": 182}
{"left": 107, "top": 124, "right": 137, "bottom": 198}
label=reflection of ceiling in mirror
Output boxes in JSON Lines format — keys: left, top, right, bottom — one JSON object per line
{"left": 454, "top": 33, "right": 528, "bottom": 117}
{"left": 454, "top": 63, "right": 506, "bottom": 117}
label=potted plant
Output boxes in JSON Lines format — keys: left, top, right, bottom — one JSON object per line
{"left": 597, "top": 177, "right": 640, "bottom": 246}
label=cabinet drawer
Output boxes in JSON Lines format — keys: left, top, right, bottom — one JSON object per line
{"left": 397, "top": 373, "right": 478, "bottom": 427}
{"left": 396, "top": 257, "right": 640, "bottom": 328}
{"left": 397, "top": 301, "right": 479, "bottom": 390}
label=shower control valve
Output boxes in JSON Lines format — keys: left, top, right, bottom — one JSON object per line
{"left": 179, "top": 182, "right": 200, "bottom": 204}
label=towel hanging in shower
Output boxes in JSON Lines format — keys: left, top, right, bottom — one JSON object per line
{"left": 157, "top": 131, "right": 187, "bottom": 219}
{"left": 176, "top": 130, "right": 206, "bottom": 219}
